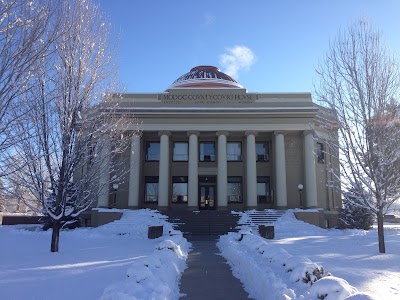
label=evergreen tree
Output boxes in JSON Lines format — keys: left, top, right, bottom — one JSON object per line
{"left": 338, "top": 190, "right": 375, "bottom": 230}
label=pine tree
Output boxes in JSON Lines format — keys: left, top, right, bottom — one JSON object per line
{"left": 338, "top": 190, "right": 375, "bottom": 230}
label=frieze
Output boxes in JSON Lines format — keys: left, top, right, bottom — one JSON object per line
{"left": 159, "top": 94, "right": 257, "bottom": 105}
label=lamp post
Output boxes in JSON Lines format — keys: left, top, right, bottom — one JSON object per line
{"left": 297, "top": 184, "right": 304, "bottom": 209}
{"left": 112, "top": 183, "right": 119, "bottom": 208}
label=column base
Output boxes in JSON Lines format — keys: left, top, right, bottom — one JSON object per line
{"left": 246, "top": 206, "right": 258, "bottom": 210}
{"left": 275, "top": 206, "right": 288, "bottom": 210}
{"left": 217, "top": 206, "right": 228, "bottom": 210}
{"left": 187, "top": 206, "right": 198, "bottom": 211}
{"left": 127, "top": 206, "right": 140, "bottom": 210}
{"left": 157, "top": 206, "right": 169, "bottom": 211}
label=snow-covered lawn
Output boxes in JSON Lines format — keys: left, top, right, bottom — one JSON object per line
{"left": 218, "top": 210, "right": 400, "bottom": 300}
{"left": 0, "top": 209, "right": 190, "bottom": 300}
{"left": 2, "top": 209, "right": 399, "bottom": 299}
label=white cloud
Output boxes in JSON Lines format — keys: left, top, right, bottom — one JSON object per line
{"left": 219, "top": 45, "right": 256, "bottom": 79}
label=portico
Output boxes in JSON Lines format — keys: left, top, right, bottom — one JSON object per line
{"left": 94, "top": 66, "right": 340, "bottom": 212}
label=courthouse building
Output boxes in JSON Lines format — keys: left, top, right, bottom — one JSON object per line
{"left": 95, "top": 66, "right": 341, "bottom": 215}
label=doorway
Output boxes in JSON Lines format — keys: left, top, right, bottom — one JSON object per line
{"left": 198, "top": 176, "right": 216, "bottom": 210}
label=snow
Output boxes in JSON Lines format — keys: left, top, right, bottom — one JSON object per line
{"left": 0, "top": 209, "right": 190, "bottom": 300}
{"left": 1, "top": 208, "right": 399, "bottom": 299}
{"left": 309, "top": 276, "right": 358, "bottom": 299}
{"left": 217, "top": 210, "right": 399, "bottom": 299}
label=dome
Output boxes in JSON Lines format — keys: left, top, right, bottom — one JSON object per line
{"left": 167, "top": 66, "right": 243, "bottom": 90}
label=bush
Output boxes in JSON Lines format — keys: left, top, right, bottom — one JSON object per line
{"left": 337, "top": 192, "right": 375, "bottom": 230}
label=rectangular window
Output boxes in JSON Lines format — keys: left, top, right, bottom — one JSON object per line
{"left": 257, "top": 176, "right": 271, "bottom": 203}
{"left": 317, "top": 142, "right": 325, "bottom": 164}
{"left": 227, "top": 176, "right": 242, "bottom": 203}
{"left": 87, "top": 143, "right": 96, "bottom": 164}
{"left": 146, "top": 142, "right": 160, "bottom": 161}
{"left": 227, "top": 142, "right": 242, "bottom": 161}
{"left": 199, "top": 142, "right": 215, "bottom": 162}
{"left": 145, "top": 176, "right": 158, "bottom": 203}
{"left": 173, "top": 142, "right": 188, "bottom": 161}
{"left": 172, "top": 176, "right": 188, "bottom": 203}
{"left": 256, "top": 142, "right": 269, "bottom": 162}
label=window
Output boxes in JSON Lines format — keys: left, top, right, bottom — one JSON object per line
{"left": 172, "top": 176, "right": 188, "bottom": 203}
{"left": 317, "top": 142, "right": 325, "bottom": 164}
{"left": 146, "top": 142, "right": 160, "bottom": 161}
{"left": 87, "top": 143, "right": 96, "bottom": 164}
{"left": 257, "top": 176, "right": 271, "bottom": 203}
{"left": 173, "top": 142, "right": 188, "bottom": 161}
{"left": 144, "top": 176, "right": 158, "bottom": 203}
{"left": 88, "top": 144, "right": 96, "bottom": 157}
{"left": 256, "top": 142, "right": 269, "bottom": 162}
{"left": 227, "top": 177, "right": 242, "bottom": 203}
{"left": 199, "top": 142, "right": 215, "bottom": 162}
{"left": 227, "top": 142, "right": 242, "bottom": 161}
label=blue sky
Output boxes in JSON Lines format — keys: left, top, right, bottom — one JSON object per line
{"left": 99, "top": 0, "right": 400, "bottom": 94}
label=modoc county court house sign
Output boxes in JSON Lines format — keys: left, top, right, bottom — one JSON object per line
{"left": 87, "top": 66, "right": 341, "bottom": 224}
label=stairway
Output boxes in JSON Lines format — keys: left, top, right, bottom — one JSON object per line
{"left": 163, "top": 210, "right": 240, "bottom": 237}
{"left": 238, "top": 210, "right": 285, "bottom": 230}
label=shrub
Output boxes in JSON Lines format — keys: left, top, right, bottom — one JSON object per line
{"left": 337, "top": 191, "right": 375, "bottom": 230}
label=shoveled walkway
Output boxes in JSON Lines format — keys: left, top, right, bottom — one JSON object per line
{"left": 179, "top": 236, "right": 250, "bottom": 300}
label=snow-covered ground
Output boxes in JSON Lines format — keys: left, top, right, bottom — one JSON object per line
{"left": 0, "top": 209, "right": 190, "bottom": 300}
{"left": 1, "top": 209, "right": 399, "bottom": 299}
{"left": 218, "top": 210, "right": 400, "bottom": 300}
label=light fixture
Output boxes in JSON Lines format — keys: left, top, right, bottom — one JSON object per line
{"left": 297, "top": 184, "right": 304, "bottom": 209}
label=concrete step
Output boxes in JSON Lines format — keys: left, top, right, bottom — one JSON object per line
{"left": 163, "top": 210, "right": 240, "bottom": 236}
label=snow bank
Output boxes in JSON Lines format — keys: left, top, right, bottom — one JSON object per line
{"left": 309, "top": 276, "right": 358, "bottom": 300}
{"left": 218, "top": 233, "right": 296, "bottom": 300}
{"left": 218, "top": 215, "right": 372, "bottom": 300}
{"left": 344, "top": 293, "right": 376, "bottom": 300}
{"left": 96, "top": 209, "right": 173, "bottom": 238}
{"left": 100, "top": 213, "right": 190, "bottom": 300}
{"left": 0, "top": 209, "right": 191, "bottom": 300}
{"left": 101, "top": 238, "right": 189, "bottom": 300}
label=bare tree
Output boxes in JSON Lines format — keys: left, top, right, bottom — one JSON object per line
{"left": 315, "top": 20, "right": 400, "bottom": 253}
{"left": 0, "top": 0, "right": 56, "bottom": 177}
{"left": 6, "top": 0, "right": 138, "bottom": 252}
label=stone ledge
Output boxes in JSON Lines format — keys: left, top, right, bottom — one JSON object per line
{"left": 90, "top": 210, "right": 123, "bottom": 227}
{"left": 294, "top": 210, "right": 340, "bottom": 228}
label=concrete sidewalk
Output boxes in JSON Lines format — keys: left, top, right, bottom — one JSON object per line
{"left": 179, "top": 237, "right": 250, "bottom": 300}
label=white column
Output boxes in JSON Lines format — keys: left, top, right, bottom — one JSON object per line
{"left": 304, "top": 131, "right": 318, "bottom": 207}
{"left": 274, "top": 132, "right": 288, "bottom": 208}
{"left": 158, "top": 131, "right": 170, "bottom": 208}
{"left": 217, "top": 131, "right": 228, "bottom": 208}
{"left": 246, "top": 131, "right": 257, "bottom": 208}
{"left": 98, "top": 135, "right": 111, "bottom": 207}
{"left": 188, "top": 131, "right": 199, "bottom": 208}
{"left": 128, "top": 134, "right": 141, "bottom": 208}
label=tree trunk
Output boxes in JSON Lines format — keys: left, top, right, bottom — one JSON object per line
{"left": 51, "top": 220, "right": 61, "bottom": 252}
{"left": 377, "top": 210, "right": 385, "bottom": 253}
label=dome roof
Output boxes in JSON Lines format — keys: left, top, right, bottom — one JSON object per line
{"left": 167, "top": 66, "right": 243, "bottom": 90}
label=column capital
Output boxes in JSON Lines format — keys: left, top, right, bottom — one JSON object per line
{"left": 245, "top": 130, "right": 258, "bottom": 137}
{"left": 302, "top": 130, "right": 314, "bottom": 137}
{"left": 187, "top": 130, "right": 200, "bottom": 137}
{"left": 274, "top": 131, "right": 287, "bottom": 136}
{"left": 158, "top": 130, "right": 171, "bottom": 137}
{"left": 216, "top": 131, "right": 229, "bottom": 137}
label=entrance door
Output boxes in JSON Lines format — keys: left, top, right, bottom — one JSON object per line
{"left": 199, "top": 185, "right": 215, "bottom": 210}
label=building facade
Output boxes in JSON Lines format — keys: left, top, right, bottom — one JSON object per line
{"left": 95, "top": 66, "right": 340, "bottom": 213}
